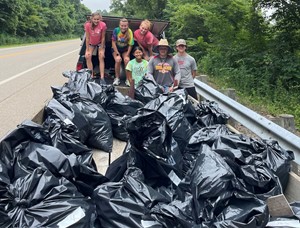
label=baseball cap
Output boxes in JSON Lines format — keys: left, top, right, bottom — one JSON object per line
{"left": 176, "top": 39, "right": 187, "bottom": 46}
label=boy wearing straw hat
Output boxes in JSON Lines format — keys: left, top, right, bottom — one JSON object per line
{"left": 147, "top": 39, "right": 181, "bottom": 93}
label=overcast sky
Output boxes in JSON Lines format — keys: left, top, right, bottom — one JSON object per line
{"left": 81, "top": 0, "right": 111, "bottom": 12}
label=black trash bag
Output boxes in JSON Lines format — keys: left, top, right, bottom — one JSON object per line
{"left": 262, "top": 140, "right": 294, "bottom": 191}
{"left": 182, "top": 124, "right": 232, "bottom": 174}
{"left": 127, "top": 109, "right": 183, "bottom": 187}
{"left": 1, "top": 168, "right": 96, "bottom": 227}
{"left": 13, "top": 140, "right": 108, "bottom": 196}
{"left": 187, "top": 144, "right": 235, "bottom": 200}
{"left": 62, "top": 69, "right": 108, "bottom": 105}
{"left": 195, "top": 100, "right": 230, "bottom": 127}
{"left": 204, "top": 190, "right": 269, "bottom": 228}
{"left": 233, "top": 164, "right": 282, "bottom": 201}
{"left": 0, "top": 121, "right": 108, "bottom": 196}
{"left": 63, "top": 94, "right": 113, "bottom": 152}
{"left": 105, "top": 87, "right": 144, "bottom": 141}
{"left": 0, "top": 159, "right": 11, "bottom": 226}
{"left": 44, "top": 98, "right": 90, "bottom": 144}
{"left": 105, "top": 151, "right": 130, "bottom": 182}
{"left": 43, "top": 115, "right": 91, "bottom": 155}
{"left": 144, "top": 90, "right": 194, "bottom": 153}
{"left": 144, "top": 193, "right": 196, "bottom": 228}
{"left": 134, "top": 75, "right": 163, "bottom": 104}
{"left": 184, "top": 125, "right": 282, "bottom": 201}
{"left": 0, "top": 120, "right": 52, "bottom": 170}
{"left": 209, "top": 134, "right": 286, "bottom": 199}
{"left": 47, "top": 91, "right": 114, "bottom": 152}
{"left": 93, "top": 167, "right": 170, "bottom": 228}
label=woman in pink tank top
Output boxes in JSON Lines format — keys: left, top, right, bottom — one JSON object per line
{"left": 84, "top": 12, "right": 107, "bottom": 80}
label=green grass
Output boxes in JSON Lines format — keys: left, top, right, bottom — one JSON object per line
{"left": 208, "top": 75, "right": 300, "bottom": 131}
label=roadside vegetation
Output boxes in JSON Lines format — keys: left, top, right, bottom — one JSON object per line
{"left": 1, "top": 0, "right": 299, "bottom": 129}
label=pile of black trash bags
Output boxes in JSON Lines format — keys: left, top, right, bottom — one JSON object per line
{"left": 0, "top": 69, "right": 298, "bottom": 227}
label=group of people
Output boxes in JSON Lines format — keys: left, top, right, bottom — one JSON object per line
{"left": 84, "top": 12, "right": 198, "bottom": 100}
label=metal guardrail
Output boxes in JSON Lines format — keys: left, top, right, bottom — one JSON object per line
{"left": 194, "top": 79, "right": 300, "bottom": 164}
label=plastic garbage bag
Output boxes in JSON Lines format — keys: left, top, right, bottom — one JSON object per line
{"left": 134, "top": 75, "right": 163, "bottom": 104}
{"left": 93, "top": 167, "right": 170, "bottom": 228}
{"left": 127, "top": 109, "right": 183, "bottom": 187}
{"left": 105, "top": 151, "right": 130, "bottom": 182}
{"left": 144, "top": 90, "right": 193, "bottom": 153}
{"left": 45, "top": 98, "right": 90, "bottom": 144}
{"left": 0, "top": 121, "right": 108, "bottom": 196}
{"left": 47, "top": 92, "right": 113, "bottom": 152}
{"left": 62, "top": 69, "right": 108, "bottom": 105}
{"left": 209, "top": 190, "right": 269, "bottom": 227}
{"left": 105, "top": 86, "right": 144, "bottom": 141}
{"left": 0, "top": 168, "right": 96, "bottom": 227}
{"left": 67, "top": 95, "right": 113, "bottom": 152}
{"left": 185, "top": 125, "right": 283, "bottom": 200}
{"left": 43, "top": 116, "right": 91, "bottom": 155}
{"left": 195, "top": 100, "right": 230, "bottom": 127}
{"left": 144, "top": 193, "right": 196, "bottom": 228}
{"left": 262, "top": 140, "right": 294, "bottom": 191}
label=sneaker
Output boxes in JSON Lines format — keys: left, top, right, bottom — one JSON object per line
{"left": 125, "top": 79, "right": 130, "bottom": 87}
{"left": 113, "top": 78, "right": 120, "bottom": 86}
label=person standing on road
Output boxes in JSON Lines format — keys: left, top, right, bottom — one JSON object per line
{"left": 84, "top": 12, "right": 107, "bottom": 80}
{"left": 111, "top": 18, "right": 134, "bottom": 86}
{"left": 147, "top": 39, "right": 181, "bottom": 93}
{"left": 174, "top": 39, "right": 198, "bottom": 100}
{"left": 126, "top": 46, "right": 148, "bottom": 87}
{"left": 134, "top": 19, "right": 159, "bottom": 61}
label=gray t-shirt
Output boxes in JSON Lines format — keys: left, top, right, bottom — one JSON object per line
{"left": 147, "top": 55, "right": 181, "bottom": 87}
{"left": 174, "top": 54, "right": 197, "bottom": 88}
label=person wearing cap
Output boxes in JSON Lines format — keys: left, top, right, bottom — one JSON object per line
{"left": 174, "top": 39, "right": 198, "bottom": 100}
{"left": 147, "top": 39, "right": 181, "bottom": 93}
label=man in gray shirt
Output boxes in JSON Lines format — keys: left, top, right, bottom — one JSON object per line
{"left": 174, "top": 39, "right": 198, "bottom": 99}
{"left": 148, "top": 39, "right": 181, "bottom": 93}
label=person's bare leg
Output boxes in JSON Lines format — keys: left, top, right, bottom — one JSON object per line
{"left": 113, "top": 52, "right": 121, "bottom": 79}
{"left": 123, "top": 52, "right": 130, "bottom": 86}
{"left": 85, "top": 46, "right": 94, "bottom": 75}
{"left": 112, "top": 52, "right": 121, "bottom": 85}
{"left": 99, "top": 48, "right": 105, "bottom": 79}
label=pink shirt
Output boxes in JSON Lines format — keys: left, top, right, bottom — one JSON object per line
{"left": 134, "top": 29, "right": 159, "bottom": 50}
{"left": 84, "top": 21, "right": 107, "bottom": 45}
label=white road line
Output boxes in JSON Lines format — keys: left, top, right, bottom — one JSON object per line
{"left": 0, "top": 49, "right": 79, "bottom": 86}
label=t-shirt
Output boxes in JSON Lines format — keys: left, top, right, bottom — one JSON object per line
{"left": 174, "top": 54, "right": 197, "bottom": 88}
{"left": 84, "top": 21, "right": 107, "bottom": 46}
{"left": 112, "top": 27, "right": 134, "bottom": 52}
{"left": 134, "top": 29, "right": 159, "bottom": 50}
{"left": 147, "top": 55, "right": 181, "bottom": 87}
{"left": 126, "top": 59, "right": 148, "bottom": 85}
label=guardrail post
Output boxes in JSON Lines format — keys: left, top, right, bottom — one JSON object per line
{"left": 195, "top": 75, "right": 208, "bottom": 101}
{"left": 195, "top": 74, "right": 208, "bottom": 83}
{"left": 269, "top": 114, "right": 296, "bottom": 133}
{"left": 221, "top": 88, "right": 236, "bottom": 100}
{"left": 279, "top": 114, "right": 296, "bottom": 133}
{"left": 221, "top": 88, "right": 237, "bottom": 127}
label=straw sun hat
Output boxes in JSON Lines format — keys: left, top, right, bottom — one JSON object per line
{"left": 153, "top": 39, "right": 174, "bottom": 53}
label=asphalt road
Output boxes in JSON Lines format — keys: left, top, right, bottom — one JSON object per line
{"left": 0, "top": 39, "right": 81, "bottom": 139}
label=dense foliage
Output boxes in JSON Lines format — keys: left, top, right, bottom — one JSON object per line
{"left": 110, "top": 0, "right": 300, "bottom": 128}
{"left": 0, "top": 0, "right": 96, "bottom": 45}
